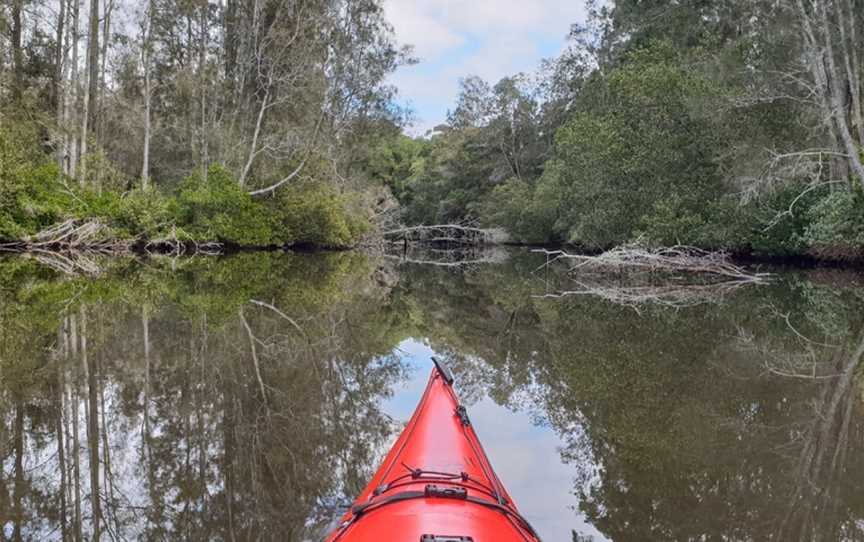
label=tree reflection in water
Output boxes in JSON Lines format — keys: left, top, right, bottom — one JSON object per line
{"left": 0, "top": 251, "right": 863, "bottom": 541}
{"left": 0, "top": 253, "right": 406, "bottom": 540}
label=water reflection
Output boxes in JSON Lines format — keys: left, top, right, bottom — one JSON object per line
{"left": 0, "top": 251, "right": 862, "bottom": 541}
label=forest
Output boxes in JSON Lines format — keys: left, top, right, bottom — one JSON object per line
{"left": 2, "top": 0, "right": 864, "bottom": 259}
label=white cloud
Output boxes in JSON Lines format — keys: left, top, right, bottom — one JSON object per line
{"left": 385, "top": 1, "right": 465, "bottom": 58}
{"left": 383, "top": 0, "right": 591, "bottom": 134}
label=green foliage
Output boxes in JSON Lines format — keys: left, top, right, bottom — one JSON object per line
{"left": 177, "top": 165, "right": 274, "bottom": 246}
{"left": 267, "top": 180, "right": 369, "bottom": 247}
{"left": 481, "top": 178, "right": 556, "bottom": 243}
{"left": 742, "top": 184, "right": 827, "bottom": 257}
{"left": 0, "top": 119, "right": 70, "bottom": 239}
{"left": 637, "top": 195, "right": 709, "bottom": 246}
{"left": 111, "top": 189, "right": 179, "bottom": 239}
{"left": 802, "top": 190, "right": 864, "bottom": 260}
{"left": 364, "top": 135, "right": 428, "bottom": 201}
{"left": 530, "top": 43, "right": 724, "bottom": 248}
{"left": 0, "top": 117, "right": 371, "bottom": 248}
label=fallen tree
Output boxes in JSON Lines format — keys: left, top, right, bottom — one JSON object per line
{"left": 532, "top": 243, "right": 770, "bottom": 310}
{"left": 533, "top": 244, "right": 771, "bottom": 282}
{"left": 381, "top": 225, "right": 506, "bottom": 246}
{"left": 0, "top": 219, "right": 223, "bottom": 256}
{"left": 5, "top": 219, "right": 127, "bottom": 251}
{"left": 534, "top": 279, "right": 759, "bottom": 312}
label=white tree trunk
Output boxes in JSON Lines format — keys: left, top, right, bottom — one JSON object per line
{"left": 238, "top": 88, "right": 269, "bottom": 187}
{"left": 68, "top": 0, "right": 81, "bottom": 177}
{"left": 140, "top": 0, "right": 153, "bottom": 189}
{"left": 817, "top": 0, "right": 864, "bottom": 185}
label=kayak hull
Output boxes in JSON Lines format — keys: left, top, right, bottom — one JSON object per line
{"left": 326, "top": 362, "right": 539, "bottom": 542}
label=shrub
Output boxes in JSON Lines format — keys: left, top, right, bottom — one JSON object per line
{"left": 740, "top": 183, "right": 829, "bottom": 257}
{"left": 802, "top": 189, "right": 864, "bottom": 260}
{"left": 481, "top": 178, "right": 557, "bottom": 244}
{"left": 267, "top": 180, "right": 369, "bottom": 247}
{"left": 637, "top": 195, "right": 708, "bottom": 247}
{"left": 177, "top": 165, "right": 274, "bottom": 245}
{"left": 0, "top": 119, "right": 67, "bottom": 239}
{"left": 112, "top": 189, "right": 179, "bottom": 239}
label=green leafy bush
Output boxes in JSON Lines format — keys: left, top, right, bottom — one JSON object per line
{"left": 0, "top": 119, "right": 68, "bottom": 239}
{"left": 481, "top": 178, "right": 556, "bottom": 244}
{"left": 637, "top": 195, "right": 708, "bottom": 247}
{"left": 741, "top": 183, "right": 829, "bottom": 257}
{"left": 802, "top": 189, "right": 864, "bottom": 260}
{"left": 111, "top": 189, "right": 179, "bottom": 239}
{"left": 177, "top": 165, "right": 274, "bottom": 246}
{"left": 267, "top": 181, "right": 369, "bottom": 247}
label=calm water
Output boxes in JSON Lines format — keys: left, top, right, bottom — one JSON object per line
{"left": 1, "top": 249, "right": 863, "bottom": 541}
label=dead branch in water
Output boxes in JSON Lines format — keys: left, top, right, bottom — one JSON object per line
{"left": 19, "top": 219, "right": 127, "bottom": 251}
{"left": 534, "top": 244, "right": 771, "bottom": 282}
{"left": 532, "top": 243, "right": 769, "bottom": 310}
{"left": 535, "top": 279, "right": 758, "bottom": 312}
{"left": 381, "top": 224, "right": 507, "bottom": 246}
{"left": 29, "top": 250, "right": 106, "bottom": 276}
{"left": 1, "top": 219, "right": 223, "bottom": 259}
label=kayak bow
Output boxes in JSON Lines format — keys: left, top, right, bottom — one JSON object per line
{"left": 326, "top": 358, "right": 541, "bottom": 542}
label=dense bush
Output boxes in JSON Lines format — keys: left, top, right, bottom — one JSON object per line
{"left": 267, "top": 180, "right": 369, "bottom": 247}
{"left": 480, "top": 178, "right": 556, "bottom": 244}
{"left": 0, "top": 119, "right": 67, "bottom": 239}
{"left": 802, "top": 190, "right": 864, "bottom": 260}
{"left": 177, "top": 166, "right": 274, "bottom": 246}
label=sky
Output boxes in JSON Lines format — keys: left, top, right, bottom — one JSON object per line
{"left": 382, "top": 0, "right": 591, "bottom": 135}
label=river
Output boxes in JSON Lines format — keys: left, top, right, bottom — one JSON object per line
{"left": 0, "top": 249, "right": 862, "bottom": 541}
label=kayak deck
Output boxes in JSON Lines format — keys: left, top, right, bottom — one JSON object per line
{"left": 326, "top": 360, "right": 540, "bottom": 542}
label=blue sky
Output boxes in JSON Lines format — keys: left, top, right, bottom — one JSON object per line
{"left": 383, "top": 0, "right": 591, "bottom": 135}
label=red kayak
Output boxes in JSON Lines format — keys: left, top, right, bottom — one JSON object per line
{"left": 326, "top": 359, "right": 541, "bottom": 542}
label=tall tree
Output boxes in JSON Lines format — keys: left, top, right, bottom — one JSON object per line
{"left": 140, "top": 0, "right": 153, "bottom": 188}
{"left": 10, "top": 0, "right": 23, "bottom": 97}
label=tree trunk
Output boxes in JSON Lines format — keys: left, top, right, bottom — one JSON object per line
{"left": 86, "top": 0, "right": 99, "bottom": 134}
{"left": 224, "top": 0, "right": 237, "bottom": 81}
{"left": 67, "top": 0, "right": 81, "bottom": 177}
{"left": 797, "top": 0, "right": 864, "bottom": 187}
{"left": 54, "top": 0, "right": 67, "bottom": 113}
{"left": 239, "top": 88, "right": 269, "bottom": 187}
{"left": 140, "top": 0, "right": 153, "bottom": 189}
{"left": 817, "top": 0, "right": 864, "bottom": 186}
{"left": 843, "top": 0, "right": 864, "bottom": 145}
{"left": 56, "top": 364, "right": 69, "bottom": 542}
{"left": 199, "top": 2, "right": 209, "bottom": 182}
{"left": 69, "top": 313, "right": 83, "bottom": 542}
{"left": 78, "top": 0, "right": 99, "bottom": 182}
{"left": 82, "top": 309, "right": 101, "bottom": 541}
{"left": 55, "top": 0, "right": 68, "bottom": 171}
{"left": 10, "top": 0, "right": 23, "bottom": 98}
{"left": 96, "top": 0, "right": 113, "bottom": 190}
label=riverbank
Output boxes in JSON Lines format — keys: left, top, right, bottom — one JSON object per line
{"left": 5, "top": 234, "right": 864, "bottom": 274}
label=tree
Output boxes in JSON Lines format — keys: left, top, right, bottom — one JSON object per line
{"left": 140, "top": 0, "right": 153, "bottom": 188}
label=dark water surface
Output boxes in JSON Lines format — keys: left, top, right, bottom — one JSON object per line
{"left": 1, "top": 250, "right": 863, "bottom": 541}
